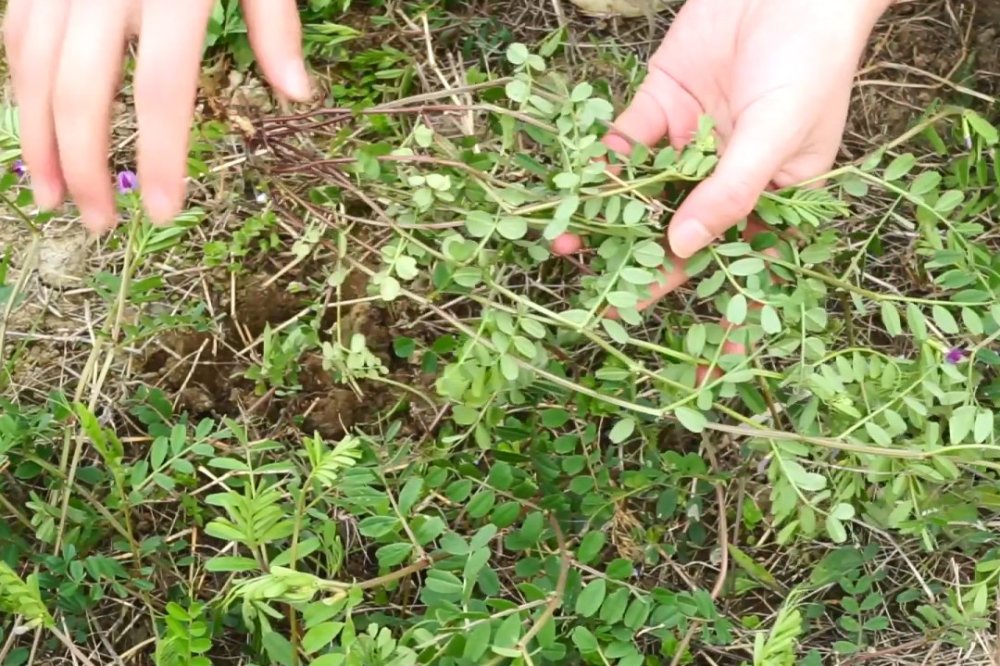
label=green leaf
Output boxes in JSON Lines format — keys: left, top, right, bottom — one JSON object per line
{"left": 620, "top": 267, "right": 654, "bottom": 285}
{"left": 881, "top": 302, "right": 902, "bottom": 336}
{"left": 505, "top": 79, "right": 529, "bottom": 102}
{"left": 553, "top": 172, "right": 580, "bottom": 189}
{"left": 570, "top": 82, "right": 594, "bottom": 102}
{"left": 609, "top": 418, "right": 635, "bottom": 443}
{"left": 203, "top": 520, "right": 245, "bottom": 542}
{"left": 601, "top": 318, "right": 629, "bottom": 344}
{"left": 727, "top": 545, "right": 779, "bottom": 588}
{"left": 726, "top": 294, "right": 748, "bottom": 326}
{"left": 883, "top": 153, "right": 916, "bottom": 181}
{"left": 393, "top": 336, "right": 416, "bottom": 359}
{"left": 311, "top": 655, "right": 345, "bottom": 666}
{"left": 965, "top": 110, "right": 999, "bottom": 144}
{"left": 685, "top": 324, "right": 707, "bottom": 357}
{"left": 499, "top": 354, "right": 520, "bottom": 381}
{"left": 830, "top": 503, "right": 855, "bottom": 521}
{"left": 841, "top": 176, "right": 869, "bottom": 196}
{"left": 905, "top": 303, "right": 927, "bottom": 341}
{"left": 262, "top": 633, "right": 295, "bottom": 666}
{"left": 716, "top": 242, "right": 751, "bottom": 257}
{"left": 784, "top": 460, "right": 826, "bottom": 492}
{"left": 974, "top": 410, "right": 993, "bottom": 444}
{"left": 607, "top": 291, "right": 638, "bottom": 309}
{"left": 800, "top": 243, "right": 832, "bottom": 264}
{"left": 204, "top": 556, "right": 260, "bottom": 573}
{"left": 465, "top": 211, "right": 495, "bottom": 237}
{"left": 633, "top": 240, "right": 665, "bottom": 268}
{"left": 376, "top": 542, "right": 412, "bottom": 567}
{"left": 622, "top": 199, "right": 646, "bottom": 225}
{"left": 425, "top": 570, "right": 464, "bottom": 596}
{"left": 864, "top": 421, "right": 891, "bottom": 447}
{"left": 572, "top": 626, "right": 599, "bottom": 652}
{"left": 302, "top": 622, "right": 343, "bottom": 653}
{"left": 506, "top": 43, "right": 529, "bottom": 65}
{"left": 150, "top": 437, "right": 168, "bottom": 470}
{"left": 962, "top": 308, "right": 984, "bottom": 336}
{"left": 949, "top": 405, "right": 977, "bottom": 444}
{"left": 605, "top": 196, "right": 622, "bottom": 224}
{"left": 931, "top": 305, "right": 958, "bottom": 335}
{"left": 493, "top": 613, "right": 522, "bottom": 649}
{"left": 577, "top": 532, "right": 606, "bottom": 564}
{"left": 935, "top": 190, "right": 964, "bottom": 213}
{"left": 909, "top": 170, "right": 941, "bottom": 196}
{"left": 358, "top": 516, "right": 399, "bottom": 538}
{"left": 380, "top": 275, "right": 401, "bottom": 301}
{"left": 728, "top": 257, "right": 765, "bottom": 276}
{"left": 825, "top": 515, "right": 847, "bottom": 543}
{"left": 554, "top": 194, "right": 580, "bottom": 223}
{"left": 623, "top": 596, "right": 651, "bottom": 630}
{"left": 468, "top": 490, "right": 496, "bottom": 518}
{"left": 575, "top": 578, "right": 606, "bottom": 617}
{"left": 497, "top": 216, "right": 528, "bottom": 240}
{"left": 760, "top": 305, "right": 781, "bottom": 335}
{"left": 520, "top": 318, "right": 547, "bottom": 339}
{"left": 599, "top": 588, "right": 630, "bottom": 624}
{"left": 696, "top": 270, "right": 726, "bottom": 298}
{"left": 512, "top": 335, "right": 536, "bottom": 358}
{"left": 674, "top": 406, "right": 707, "bottom": 433}
{"left": 395, "top": 255, "right": 418, "bottom": 280}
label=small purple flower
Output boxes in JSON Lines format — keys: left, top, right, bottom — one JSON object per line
{"left": 11, "top": 160, "right": 26, "bottom": 178}
{"left": 945, "top": 347, "right": 967, "bottom": 364}
{"left": 116, "top": 170, "right": 138, "bottom": 194}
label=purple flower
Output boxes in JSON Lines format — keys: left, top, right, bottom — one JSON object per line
{"left": 116, "top": 170, "right": 138, "bottom": 193}
{"left": 11, "top": 160, "right": 26, "bottom": 178}
{"left": 945, "top": 347, "right": 967, "bottom": 364}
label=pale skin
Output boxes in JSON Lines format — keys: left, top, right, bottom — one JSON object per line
{"left": 4, "top": 0, "right": 895, "bottom": 328}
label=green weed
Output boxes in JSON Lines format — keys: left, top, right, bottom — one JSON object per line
{"left": 3, "top": 8, "right": 1000, "bottom": 666}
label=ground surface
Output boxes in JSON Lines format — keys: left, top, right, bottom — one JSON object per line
{"left": 2, "top": 1, "right": 1000, "bottom": 665}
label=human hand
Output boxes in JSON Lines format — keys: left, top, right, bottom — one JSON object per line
{"left": 553, "top": 0, "right": 893, "bottom": 307}
{"left": 3, "top": 0, "right": 310, "bottom": 233}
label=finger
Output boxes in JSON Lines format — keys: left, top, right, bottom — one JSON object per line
{"left": 53, "top": 1, "right": 129, "bottom": 233}
{"left": 668, "top": 104, "right": 793, "bottom": 259}
{"left": 134, "top": 0, "right": 214, "bottom": 224}
{"left": 6, "top": 0, "right": 69, "bottom": 209}
{"left": 605, "top": 251, "right": 690, "bottom": 320}
{"left": 603, "top": 64, "right": 700, "bottom": 159}
{"left": 241, "top": 0, "right": 310, "bottom": 102}
{"left": 551, "top": 232, "right": 583, "bottom": 257}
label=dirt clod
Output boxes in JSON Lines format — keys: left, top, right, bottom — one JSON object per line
{"left": 38, "top": 225, "right": 90, "bottom": 289}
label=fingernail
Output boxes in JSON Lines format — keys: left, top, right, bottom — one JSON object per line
{"left": 284, "top": 60, "right": 312, "bottom": 101}
{"left": 602, "top": 133, "right": 631, "bottom": 157}
{"left": 144, "top": 188, "right": 179, "bottom": 225}
{"left": 81, "top": 210, "right": 115, "bottom": 235}
{"left": 670, "top": 219, "right": 714, "bottom": 258}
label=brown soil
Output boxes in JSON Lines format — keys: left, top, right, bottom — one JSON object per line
{"left": 847, "top": 0, "right": 999, "bottom": 149}
{"left": 137, "top": 263, "right": 434, "bottom": 440}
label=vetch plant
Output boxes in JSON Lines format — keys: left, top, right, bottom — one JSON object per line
{"left": 6, "top": 15, "right": 1000, "bottom": 666}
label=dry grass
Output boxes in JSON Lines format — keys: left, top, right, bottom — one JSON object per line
{"left": 2, "top": 0, "right": 1000, "bottom": 663}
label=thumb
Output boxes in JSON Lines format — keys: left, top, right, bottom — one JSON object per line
{"left": 241, "top": 0, "right": 311, "bottom": 101}
{"left": 668, "top": 107, "right": 791, "bottom": 258}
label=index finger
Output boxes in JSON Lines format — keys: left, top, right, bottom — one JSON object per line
{"left": 134, "top": 0, "right": 214, "bottom": 224}
{"left": 241, "top": 0, "right": 310, "bottom": 102}
{"left": 602, "top": 64, "right": 700, "bottom": 159}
